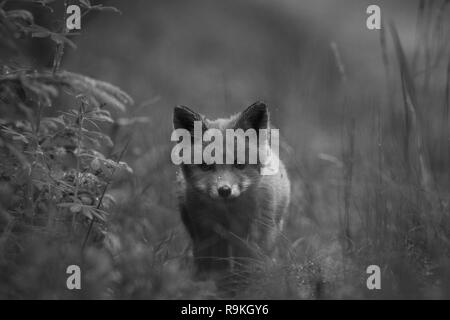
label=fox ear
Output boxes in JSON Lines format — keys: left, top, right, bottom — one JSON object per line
{"left": 173, "top": 106, "right": 204, "bottom": 132}
{"left": 235, "top": 101, "right": 269, "bottom": 130}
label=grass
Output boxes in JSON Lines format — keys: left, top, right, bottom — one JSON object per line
{"left": 1, "top": 0, "right": 450, "bottom": 299}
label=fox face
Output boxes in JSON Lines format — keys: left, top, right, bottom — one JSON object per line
{"left": 182, "top": 163, "right": 260, "bottom": 199}
{"left": 173, "top": 102, "right": 269, "bottom": 200}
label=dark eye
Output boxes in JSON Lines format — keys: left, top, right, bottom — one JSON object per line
{"left": 234, "top": 163, "right": 246, "bottom": 170}
{"left": 199, "top": 163, "right": 215, "bottom": 171}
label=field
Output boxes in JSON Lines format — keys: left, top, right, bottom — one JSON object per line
{"left": 0, "top": 0, "right": 450, "bottom": 299}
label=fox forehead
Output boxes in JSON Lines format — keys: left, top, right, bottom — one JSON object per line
{"left": 204, "top": 114, "right": 240, "bottom": 130}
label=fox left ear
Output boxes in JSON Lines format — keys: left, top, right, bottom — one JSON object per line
{"left": 235, "top": 101, "right": 269, "bottom": 130}
{"left": 173, "top": 105, "right": 205, "bottom": 133}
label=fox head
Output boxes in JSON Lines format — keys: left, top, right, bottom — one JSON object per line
{"left": 173, "top": 101, "right": 270, "bottom": 200}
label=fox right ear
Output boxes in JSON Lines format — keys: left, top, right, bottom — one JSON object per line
{"left": 173, "top": 106, "right": 203, "bottom": 132}
{"left": 235, "top": 101, "right": 269, "bottom": 130}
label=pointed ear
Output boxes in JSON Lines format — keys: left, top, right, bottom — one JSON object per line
{"left": 235, "top": 101, "right": 269, "bottom": 130}
{"left": 173, "top": 105, "right": 205, "bottom": 132}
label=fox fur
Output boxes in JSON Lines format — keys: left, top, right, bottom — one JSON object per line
{"left": 173, "top": 101, "right": 290, "bottom": 275}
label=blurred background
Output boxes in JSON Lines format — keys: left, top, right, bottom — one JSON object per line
{"left": 1, "top": 0, "right": 450, "bottom": 299}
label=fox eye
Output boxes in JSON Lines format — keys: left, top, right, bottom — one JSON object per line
{"left": 199, "top": 163, "right": 215, "bottom": 171}
{"left": 234, "top": 163, "right": 246, "bottom": 170}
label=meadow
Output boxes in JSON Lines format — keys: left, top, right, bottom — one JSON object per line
{"left": 0, "top": 0, "right": 449, "bottom": 299}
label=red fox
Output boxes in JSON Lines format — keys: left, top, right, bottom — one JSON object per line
{"left": 173, "top": 102, "right": 290, "bottom": 275}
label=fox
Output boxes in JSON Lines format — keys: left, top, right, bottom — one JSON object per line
{"left": 173, "top": 101, "right": 290, "bottom": 277}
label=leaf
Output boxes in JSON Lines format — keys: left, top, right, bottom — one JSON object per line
{"left": 87, "top": 109, "right": 114, "bottom": 123}
{"left": 0, "top": 71, "right": 134, "bottom": 112}
{"left": 102, "top": 193, "right": 116, "bottom": 208}
{"left": 23, "top": 24, "right": 77, "bottom": 48}
{"left": 81, "top": 3, "right": 122, "bottom": 15}
{"left": 83, "top": 129, "right": 114, "bottom": 147}
{"left": 118, "top": 161, "right": 133, "bottom": 174}
{"left": 21, "top": 78, "right": 58, "bottom": 107}
{"left": 91, "top": 6, "right": 122, "bottom": 14}
{"left": 24, "top": 24, "right": 53, "bottom": 37}
{"left": 90, "top": 207, "right": 107, "bottom": 222}
{"left": 79, "top": 0, "right": 91, "bottom": 7}
{"left": 6, "top": 10, "right": 34, "bottom": 24}
{"left": 41, "top": 116, "right": 66, "bottom": 127}
{"left": 1, "top": 126, "right": 29, "bottom": 143}
{"left": 70, "top": 204, "right": 82, "bottom": 213}
{"left": 90, "top": 158, "right": 101, "bottom": 171}
{"left": 81, "top": 207, "right": 93, "bottom": 219}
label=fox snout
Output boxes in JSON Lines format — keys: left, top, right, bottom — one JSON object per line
{"left": 214, "top": 172, "right": 241, "bottom": 199}
{"left": 217, "top": 184, "right": 231, "bottom": 198}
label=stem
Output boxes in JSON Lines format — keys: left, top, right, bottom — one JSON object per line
{"left": 446, "top": 57, "right": 450, "bottom": 193}
{"left": 344, "top": 118, "right": 355, "bottom": 253}
{"left": 52, "top": 1, "right": 68, "bottom": 74}
{"left": 81, "top": 137, "right": 131, "bottom": 251}
{"left": 72, "top": 102, "right": 84, "bottom": 229}
{"left": 52, "top": 43, "right": 65, "bottom": 74}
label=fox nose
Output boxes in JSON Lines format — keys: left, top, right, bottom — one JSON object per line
{"left": 218, "top": 185, "right": 231, "bottom": 198}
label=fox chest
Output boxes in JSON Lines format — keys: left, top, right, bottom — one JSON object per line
{"left": 185, "top": 195, "right": 258, "bottom": 234}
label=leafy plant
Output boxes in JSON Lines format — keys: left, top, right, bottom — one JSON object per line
{"left": 0, "top": 1, "right": 133, "bottom": 255}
